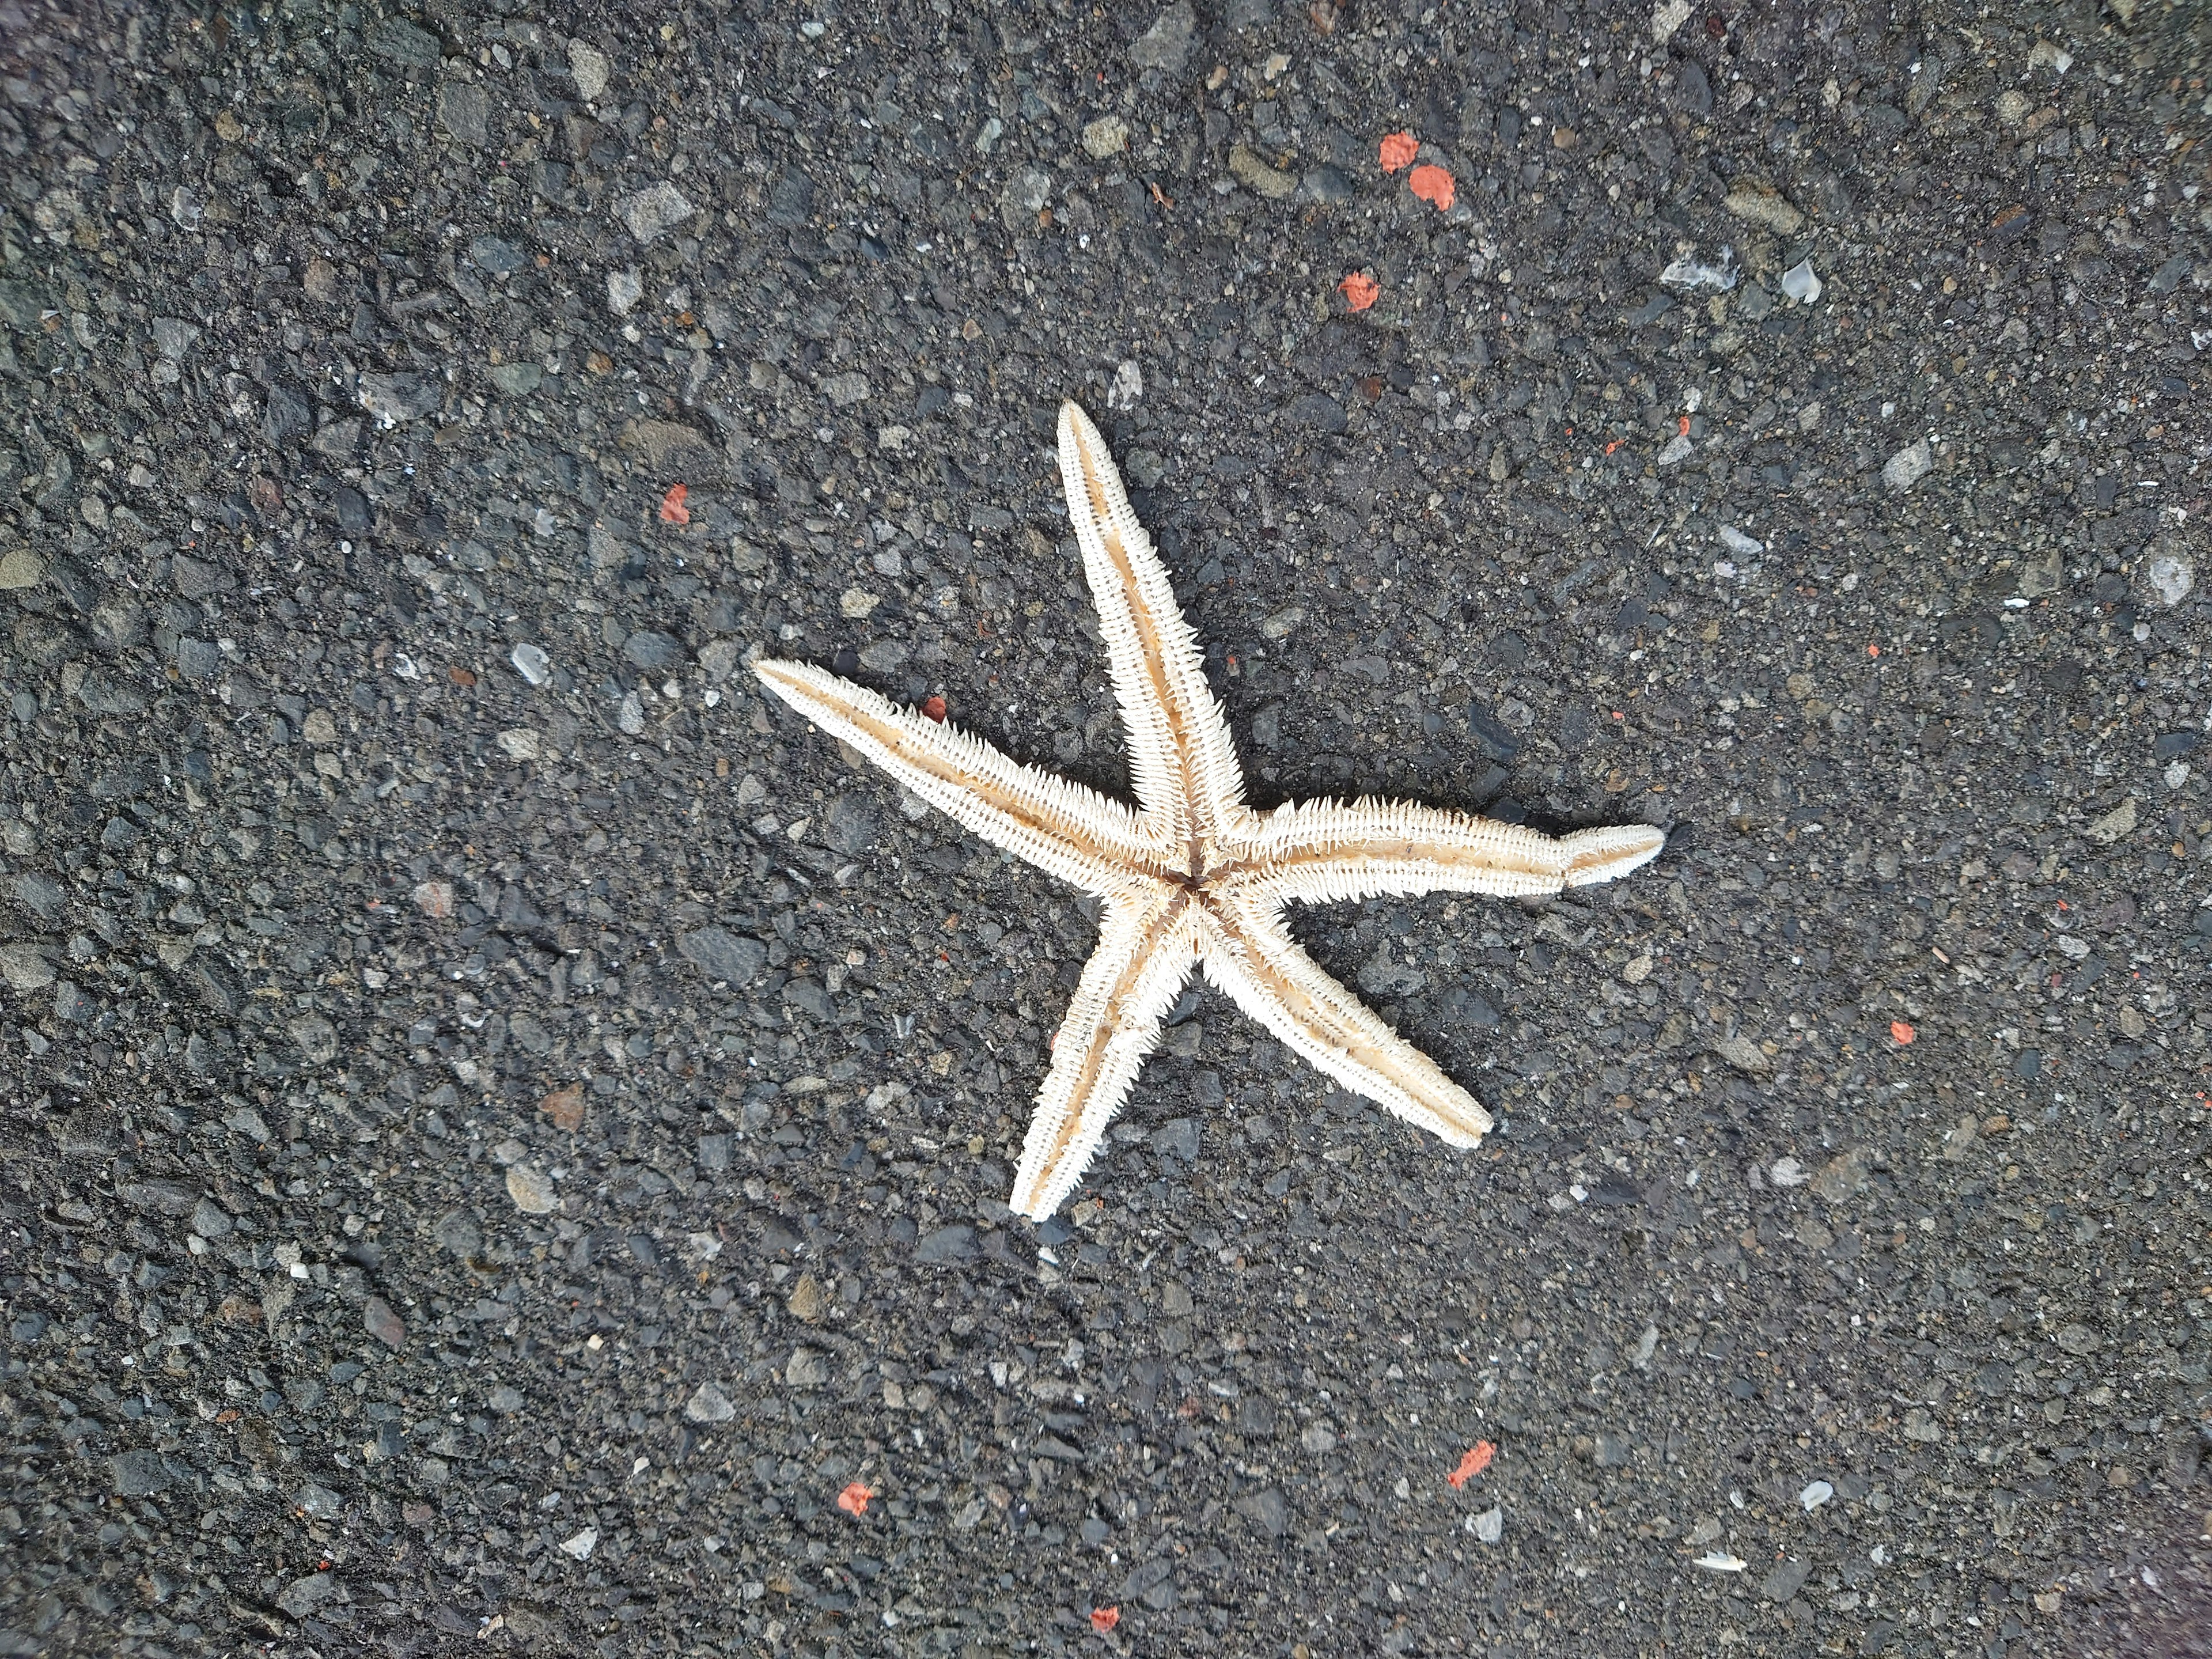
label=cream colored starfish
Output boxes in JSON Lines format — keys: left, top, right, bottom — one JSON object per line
{"left": 754, "top": 402, "right": 1664, "bottom": 1221}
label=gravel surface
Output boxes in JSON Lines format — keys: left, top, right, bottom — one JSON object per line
{"left": 3, "top": 2, "right": 2211, "bottom": 1655}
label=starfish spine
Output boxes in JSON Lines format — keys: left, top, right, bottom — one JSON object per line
{"left": 753, "top": 398, "right": 1666, "bottom": 1221}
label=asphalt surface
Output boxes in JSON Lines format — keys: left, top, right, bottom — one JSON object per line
{"left": 2, "top": 1, "right": 2211, "bottom": 1655}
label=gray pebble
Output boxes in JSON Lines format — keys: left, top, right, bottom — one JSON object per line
{"left": 109, "top": 1449, "right": 172, "bottom": 1495}
{"left": 275, "top": 1571, "right": 339, "bottom": 1619}
{"left": 624, "top": 630, "right": 685, "bottom": 672}
{"left": 685, "top": 1381, "right": 737, "bottom": 1423}
{"left": 1882, "top": 437, "right": 1933, "bottom": 491}
{"left": 677, "top": 926, "right": 765, "bottom": 985}
{"left": 510, "top": 642, "right": 552, "bottom": 685}
{"left": 914, "top": 1224, "right": 976, "bottom": 1263}
{"left": 1130, "top": 1, "right": 1196, "bottom": 70}
{"left": 620, "top": 181, "right": 695, "bottom": 245}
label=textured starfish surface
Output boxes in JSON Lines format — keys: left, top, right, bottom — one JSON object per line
{"left": 755, "top": 402, "right": 1666, "bottom": 1221}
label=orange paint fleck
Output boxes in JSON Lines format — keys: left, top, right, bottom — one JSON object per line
{"left": 660, "top": 483, "right": 691, "bottom": 525}
{"left": 1868, "top": 644, "right": 1881, "bottom": 657}
{"left": 1090, "top": 1607, "right": 1121, "bottom": 1633}
{"left": 1677, "top": 415, "right": 1692, "bottom": 435}
{"left": 1604, "top": 440, "right": 1622, "bottom": 456}
{"left": 1378, "top": 130, "right": 1419, "bottom": 173}
{"left": 836, "top": 1482, "right": 873, "bottom": 1516}
{"left": 1448, "top": 1441, "right": 1496, "bottom": 1488}
{"left": 922, "top": 695, "right": 947, "bottom": 723}
{"left": 1339, "top": 271, "right": 1380, "bottom": 312}
{"left": 1408, "top": 163, "right": 1456, "bottom": 211}
{"left": 1891, "top": 1021, "right": 1917, "bottom": 1046}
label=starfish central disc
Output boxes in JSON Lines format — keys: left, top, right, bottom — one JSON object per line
{"left": 755, "top": 401, "right": 1665, "bottom": 1220}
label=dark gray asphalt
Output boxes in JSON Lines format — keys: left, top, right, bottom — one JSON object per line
{"left": 2, "top": 2, "right": 2210, "bottom": 1656}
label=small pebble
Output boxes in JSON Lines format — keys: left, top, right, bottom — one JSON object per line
{"left": 1082, "top": 115, "right": 1130, "bottom": 160}
{"left": 619, "top": 181, "right": 694, "bottom": 246}
{"left": 1129, "top": 1, "right": 1195, "bottom": 70}
{"left": 685, "top": 1382, "right": 737, "bottom": 1423}
{"left": 1722, "top": 183, "right": 1804, "bottom": 234}
{"left": 569, "top": 39, "right": 610, "bottom": 101}
{"left": 2147, "top": 551, "right": 2194, "bottom": 607}
{"left": 1658, "top": 250, "right": 1737, "bottom": 291}
{"left": 362, "top": 1296, "right": 406, "bottom": 1350}
{"left": 510, "top": 642, "right": 552, "bottom": 685}
{"left": 1106, "top": 360, "right": 1145, "bottom": 410}
{"left": 505, "top": 1163, "right": 558, "bottom": 1215}
{"left": 1779, "top": 259, "right": 1822, "bottom": 304}
{"left": 1883, "top": 438, "right": 1933, "bottom": 491}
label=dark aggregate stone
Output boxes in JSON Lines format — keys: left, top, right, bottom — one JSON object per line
{"left": 622, "top": 629, "right": 686, "bottom": 672}
{"left": 914, "top": 1225, "right": 978, "bottom": 1264}
{"left": 676, "top": 925, "right": 767, "bottom": 986}
{"left": 1762, "top": 1558, "right": 1812, "bottom": 1604}
{"left": 107, "top": 1450, "right": 171, "bottom": 1497}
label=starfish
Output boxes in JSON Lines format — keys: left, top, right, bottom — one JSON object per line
{"left": 754, "top": 402, "right": 1664, "bottom": 1221}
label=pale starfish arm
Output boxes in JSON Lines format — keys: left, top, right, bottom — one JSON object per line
{"left": 1199, "top": 892, "right": 1494, "bottom": 1148}
{"left": 1009, "top": 891, "right": 1202, "bottom": 1220}
{"left": 1221, "top": 798, "right": 1665, "bottom": 903}
{"left": 753, "top": 658, "right": 1169, "bottom": 895}
{"left": 1058, "top": 401, "right": 1247, "bottom": 839}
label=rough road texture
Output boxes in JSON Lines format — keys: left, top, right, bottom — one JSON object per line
{"left": 2, "top": 2, "right": 2210, "bottom": 1656}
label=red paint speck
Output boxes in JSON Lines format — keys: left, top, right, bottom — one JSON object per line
{"left": 1448, "top": 1441, "right": 1496, "bottom": 1488}
{"left": 1408, "top": 163, "right": 1456, "bottom": 211}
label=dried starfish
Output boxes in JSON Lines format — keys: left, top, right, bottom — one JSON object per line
{"left": 755, "top": 402, "right": 1664, "bottom": 1220}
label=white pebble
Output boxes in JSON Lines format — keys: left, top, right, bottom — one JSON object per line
{"left": 1883, "top": 438, "right": 1933, "bottom": 491}
{"left": 1779, "top": 259, "right": 1823, "bottom": 305}
{"left": 1106, "top": 359, "right": 1145, "bottom": 410}
{"left": 2147, "top": 551, "right": 2194, "bottom": 607}
{"left": 605, "top": 267, "right": 643, "bottom": 317}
